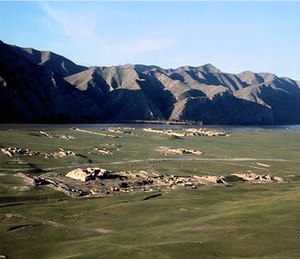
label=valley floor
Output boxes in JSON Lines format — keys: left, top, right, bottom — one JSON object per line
{"left": 0, "top": 127, "right": 300, "bottom": 258}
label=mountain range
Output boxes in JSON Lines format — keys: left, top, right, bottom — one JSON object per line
{"left": 1, "top": 40, "right": 300, "bottom": 125}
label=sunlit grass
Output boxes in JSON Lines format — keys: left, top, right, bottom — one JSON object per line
{"left": 1, "top": 128, "right": 300, "bottom": 258}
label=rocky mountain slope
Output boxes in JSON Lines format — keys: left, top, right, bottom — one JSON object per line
{"left": 1, "top": 40, "right": 300, "bottom": 124}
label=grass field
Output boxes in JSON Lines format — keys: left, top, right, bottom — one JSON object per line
{"left": 1, "top": 127, "right": 300, "bottom": 258}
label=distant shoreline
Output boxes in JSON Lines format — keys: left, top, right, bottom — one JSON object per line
{"left": 0, "top": 120, "right": 202, "bottom": 126}
{"left": 0, "top": 123, "right": 300, "bottom": 132}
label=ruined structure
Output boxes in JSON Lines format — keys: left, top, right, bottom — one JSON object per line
{"left": 156, "top": 146, "right": 203, "bottom": 155}
{"left": 16, "top": 168, "right": 284, "bottom": 198}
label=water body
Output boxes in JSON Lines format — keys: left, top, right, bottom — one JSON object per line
{"left": 1, "top": 123, "right": 300, "bottom": 132}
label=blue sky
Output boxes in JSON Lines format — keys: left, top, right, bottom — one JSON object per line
{"left": 1, "top": 1, "right": 300, "bottom": 79}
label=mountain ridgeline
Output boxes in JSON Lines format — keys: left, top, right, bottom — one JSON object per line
{"left": 1, "top": 40, "right": 300, "bottom": 125}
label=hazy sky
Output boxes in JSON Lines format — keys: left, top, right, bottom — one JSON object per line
{"left": 1, "top": 1, "right": 300, "bottom": 79}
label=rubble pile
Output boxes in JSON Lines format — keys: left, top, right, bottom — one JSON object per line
{"left": 89, "top": 148, "right": 113, "bottom": 155}
{"left": 15, "top": 172, "right": 87, "bottom": 197}
{"left": 39, "top": 131, "right": 75, "bottom": 140}
{"left": 143, "top": 128, "right": 229, "bottom": 137}
{"left": 52, "top": 148, "right": 75, "bottom": 158}
{"left": 156, "top": 146, "right": 203, "bottom": 155}
{"left": 63, "top": 169, "right": 285, "bottom": 197}
{"left": 66, "top": 168, "right": 109, "bottom": 182}
{"left": 185, "top": 128, "right": 229, "bottom": 137}
{"left": 15, "top": 168, "right": 284, "bottom": 198}
{"left": 65, "top": 168, "right": 223, "bottom": 195}
{"left": 231, "top": 172, "right": 283, "bottom": 183}
{"left": 107, "top": 127, "right": 134, "bottom": 134}
{"left": 0, "top": 147, "right": 75, "bottom": 159}
{"left": 0, "top": 147, "right": 50, "bottom": 158}
{"left": 143, "top": 128, "right": 186, "bottom": 137}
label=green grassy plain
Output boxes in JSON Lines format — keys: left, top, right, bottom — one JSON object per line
{"left": 1, "top": 127, "right": 300, "bottom": 258}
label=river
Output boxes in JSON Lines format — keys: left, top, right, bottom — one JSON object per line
{"left": 1, "top": 123, "right": 300, "bottom": 132}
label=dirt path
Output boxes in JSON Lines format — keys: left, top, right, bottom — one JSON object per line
{"left": 0, "top": 157, "right": 289, "bottom": 172}
{"left": 103, "top": 157, "right": 288, "bottom": 164}
{"left": 2, "top": 213, "right": 113, "bottom": 234}
{"left": 4, "top": 213, "right": 64, "bottom": 227}
{"left": 72, "top": 128, "right": 116, "bottom": 138}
